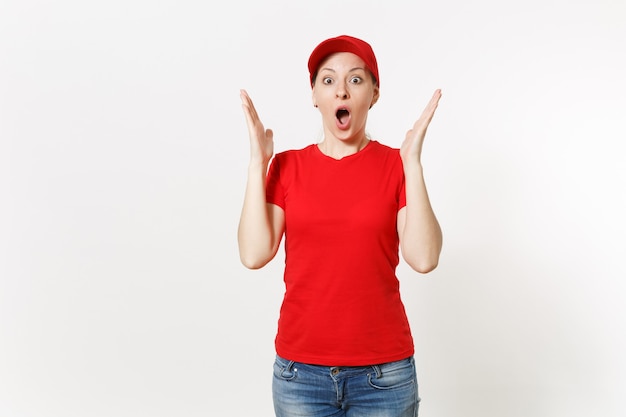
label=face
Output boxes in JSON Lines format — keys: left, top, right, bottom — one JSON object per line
{"left": 312, "top": 52, "right": 380, "bottom": 143}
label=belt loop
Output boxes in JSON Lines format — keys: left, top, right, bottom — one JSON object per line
{"left": 281, "top": 359, "right": 296, "bottom": 378}
{"left": 371, "top": 364, "right": 382, "bottom": 378}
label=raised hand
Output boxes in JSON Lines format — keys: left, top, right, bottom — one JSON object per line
{"left": 400, "top": 89, "right": 442, "bottom": 164}
{"left": 240, "top": 89, "right": 274, "bottom": 165}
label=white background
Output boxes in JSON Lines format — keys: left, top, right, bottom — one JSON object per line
{"left": 1, "top": 0, "right": 625, "bottom": 416}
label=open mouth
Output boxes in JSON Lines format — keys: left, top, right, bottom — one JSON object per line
{"left": 336, "top": 108, "right": 350, "bottom": 126}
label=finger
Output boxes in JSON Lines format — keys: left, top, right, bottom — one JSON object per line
{"left": 241, "top": 103, "right": 255, "bottom": 132}
{"left": 415, "top": 89, "right": 442, "bottom": 128}
{"left": 423, "top": 89, "right": 441, "bottom": 115}
{"left": 241, "top": 96, "right": 256, "bottom": 129}
{"left": 240, "top": 90, "right": 262, "bottom": 132}
{"left": 240, "top": 89, "right": 260, "bottom": 122}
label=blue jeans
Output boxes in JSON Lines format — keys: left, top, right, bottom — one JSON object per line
{"left": 272, "top": 355, "right": 420, "bottom": 417}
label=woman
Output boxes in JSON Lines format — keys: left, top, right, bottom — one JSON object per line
{"left": 238, "top": 35, "right": 442, "bottom": 417}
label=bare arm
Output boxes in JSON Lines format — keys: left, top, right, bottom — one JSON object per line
{"left": 397, "top": 89, "right": 443, "bottom": 273}
{"left": 237, "top": 90, "right": 285, "bottom": 269}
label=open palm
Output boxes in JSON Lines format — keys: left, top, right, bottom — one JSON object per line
{"left": 240, "top": 89, "right": 274, "bottom": 165}
{"left": 400, "top": 89, "right": 441, "bottom": 163}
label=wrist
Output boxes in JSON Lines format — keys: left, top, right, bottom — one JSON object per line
{"left": 248, "top": 158, "right": 270, "bottom": 173}
{"left": 401, "top": 157, "right": 423, "bottom": 172}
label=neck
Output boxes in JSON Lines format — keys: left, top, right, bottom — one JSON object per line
{"left": 318, "top": 135, "right": 370, "bottom": 160}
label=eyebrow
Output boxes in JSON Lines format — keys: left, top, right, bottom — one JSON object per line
{"left": 319, "top": 67, "right": 366, "bottom": 73}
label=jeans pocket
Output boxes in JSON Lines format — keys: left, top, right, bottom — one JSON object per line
{"left": 273, "top": 356, "right": 298, "bottom": 381}
{"left": 368, "top": 357, "right": 416, "bottom": 390}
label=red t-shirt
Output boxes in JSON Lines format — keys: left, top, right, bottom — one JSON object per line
{"left": 266, "top": 140, "right": 414, "bottom": 366}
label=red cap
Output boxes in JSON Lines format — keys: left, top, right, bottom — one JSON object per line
{"left": 307, "top": 35, "right": 379, "bottom": 88}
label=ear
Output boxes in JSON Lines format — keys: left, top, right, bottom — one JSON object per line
{"left": 369, "top": 86, "right": 380, "bottom": 109}
{"left": 312, "top": 89, "right": 318, "bottom": 108}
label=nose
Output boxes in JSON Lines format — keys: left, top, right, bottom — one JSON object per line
{"left": 336, "top": 82, "right": 349, "bottom": 99}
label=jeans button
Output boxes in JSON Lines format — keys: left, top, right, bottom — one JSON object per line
{"left": 331, "top": 368, "right": 340, "bottom": 376}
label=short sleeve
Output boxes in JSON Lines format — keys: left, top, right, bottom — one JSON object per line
{"left": 265, "top": 155, "right": 285, "bottom": 209}
{"left": 396, "top": 152, "right": 407, "bottom": 210}
{"left": 399, "top": 172, "right": 406, "bottom": 209}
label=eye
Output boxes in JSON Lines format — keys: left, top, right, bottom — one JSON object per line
{"left": 350, "top": 76, "right": 362, "bottom": 84}
{"left": 323, "top": 77, "right": 333, "bottom": 85}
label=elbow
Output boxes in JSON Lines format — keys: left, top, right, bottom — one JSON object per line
{"left": 408, "top": 259, "right": 439, "bottom": 274}
{"left": 401, "top": 238, "right": 442, "bottom": 274}
{"left": 412, "top": 262, "right": 438, "bottom": 274}
{"left": 239, "top": 254, "right": 270, "bottom": 270}
{"left": 403, "top": 251, "right": 440, "bottom": 274}
{"left": 238, "top": 243, "right": 277, "bottom": 270}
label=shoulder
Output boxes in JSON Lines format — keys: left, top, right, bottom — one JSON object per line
{"left": 367, "top": 140, "right": 403, "bottom": 166}
{"left": 270, "top": 144, "right": 318, "bottom": 176}
{"left": 275, "top": 144, "right": 317, "bottom": 159}
{"left": 369, "top": 140, "right": 400, "bottom": 155}
{"left": 273, "top": 144, "right": 318, "bottom": 166}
